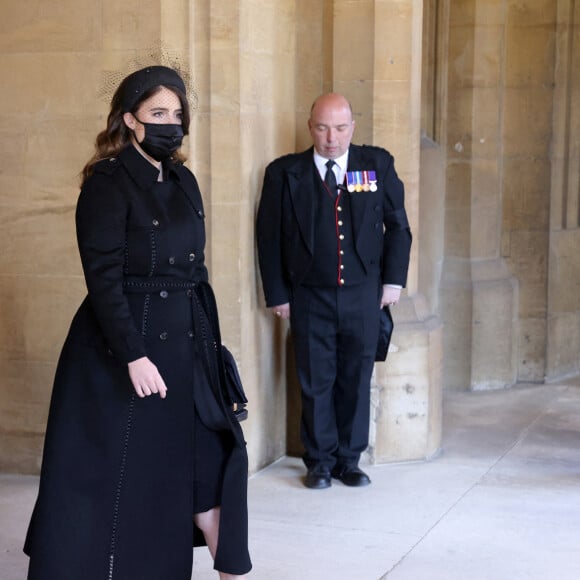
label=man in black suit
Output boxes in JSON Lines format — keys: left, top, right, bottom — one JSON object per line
{"left": 257, "top": 93, "right": 412, "bottom": 489}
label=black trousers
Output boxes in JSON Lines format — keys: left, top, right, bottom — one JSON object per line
{"left": 290, "top": 281, "right": 382, "bottom": 469}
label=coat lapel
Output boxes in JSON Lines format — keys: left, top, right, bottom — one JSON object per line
{"left": 172, "top": 165, "right": 205, "bottom": 217}
{"left": 286, "top": 148, "right": 317, "bottom": 254}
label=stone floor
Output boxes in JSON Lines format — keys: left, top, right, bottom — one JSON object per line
{"left": 2, "top": 379, "right": 580, "bottom": 579}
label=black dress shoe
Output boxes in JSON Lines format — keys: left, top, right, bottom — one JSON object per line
{"left": 304, "top": 465, "right": 332, "bottom": 489}
{"left": 331, "top": 465, "right": 371, "bottom": 487}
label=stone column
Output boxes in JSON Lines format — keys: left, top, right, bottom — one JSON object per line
{"left": 188, "top": 0, "right": 299, "bottom": 472}
{"left": 547, "top": 0, "right": 580, "bottom": 379}
{"left": 468, "top": 0, "right": 520, "bottom": 389}
{"left": 334, "top": 0, "right": 443, "bottom": 463}
{"left": 444, "top": 0, "right": 520, "bottom": 391}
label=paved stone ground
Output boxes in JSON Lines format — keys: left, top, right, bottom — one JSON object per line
{"left": 2, "top": 379, "right": 580, "bottom": 579}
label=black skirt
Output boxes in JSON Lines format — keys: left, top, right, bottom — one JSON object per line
{"left": 193, "top": 406, "right": 233, "bottom": 513}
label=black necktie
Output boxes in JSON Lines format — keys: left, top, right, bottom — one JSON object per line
{"left": 324, "top": 159, "right": 338, "bottom": 194}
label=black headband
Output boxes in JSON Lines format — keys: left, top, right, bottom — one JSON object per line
{"left": 120, "top": 66, "right": 186, "bottom": 112}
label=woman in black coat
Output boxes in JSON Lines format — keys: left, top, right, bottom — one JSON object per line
{"left": 24, "top": 66, "right": 252, "bottom": 580}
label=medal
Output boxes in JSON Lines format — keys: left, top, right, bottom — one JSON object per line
{"left": 346, "top": 171, "right": 356, "bottom": 192}
{"left": 362, "top": 171, "right": 370, "bottom": 192}
{"left": 355, "top": 171, "right": 363, "bottom": 192}
{"left": 346, "top": 170, "right": 378, "bottom": 192}
{"left": 369, "top": 170, "right": 378, "bottom": 192}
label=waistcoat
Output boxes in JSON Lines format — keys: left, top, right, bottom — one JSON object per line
{"left": 302, "top": 167, "right": 366, "bottom": 287}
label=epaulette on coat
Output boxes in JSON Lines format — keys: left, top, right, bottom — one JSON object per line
{"left": 92, "top": 157, "right": 122, "bottom": 175}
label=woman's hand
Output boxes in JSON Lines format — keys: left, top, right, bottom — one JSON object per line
{"left": 128, "top": 357, "right": 168, "bottom": 399}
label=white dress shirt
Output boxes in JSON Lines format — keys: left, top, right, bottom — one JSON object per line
{"left": 313, "top": 149, "right": 349, "bottom": 189}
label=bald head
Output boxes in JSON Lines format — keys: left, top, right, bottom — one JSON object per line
{"left": 308, "top": 93, "right": 355, "bottom": 159}
{"left": 310, "top": 93, "right": 353, "bottom": 116}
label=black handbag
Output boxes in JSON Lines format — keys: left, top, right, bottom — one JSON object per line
{"left": 191, "top": 281, "right": 249, "bottom": 423}
{"left": 221, "top": 345, "right": 249, "bottom": 421}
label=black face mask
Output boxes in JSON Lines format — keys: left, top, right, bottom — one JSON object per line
{"left": 136, "top": 121, "right": 184, "bottom": 161}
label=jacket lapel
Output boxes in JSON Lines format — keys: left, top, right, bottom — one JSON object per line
{"left": 171, "top": 165, "right": 205, "bottom": 217}
{"left": 286, "top": 148, "right": 317, "bottom": 254}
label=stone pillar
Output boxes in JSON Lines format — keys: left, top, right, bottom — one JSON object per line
{"left": 546, "top": 0, "right": 580, "bottom": 380}
{"left": 188, "top": 0, "right": 300, "bottom": 473}
{"left": 334, "top": 0, "right": 443, "bottom": 462}
{"left": 372, "top": 297, "right": 442, "bottom": 462}
{"left": 501, "top": 1, "right": 556, "bottom": 383}
{"left": 468, "top": 0, "right": 520, "bottom": 389}
{"left": 471, "top": 261, "right": 518, "bottom": 389}
{"left": 444, "top": 0, "right": 522, "bottom": 391}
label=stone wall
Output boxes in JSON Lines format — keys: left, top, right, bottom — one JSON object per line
{"left": 547, "top": 0, "right": 580, "bottom": 380}
{"left": 0, "top": 0, "right": 306, "bottom": 474}
{"left": 2, "top": 0, "right": 578, "bottom": 474}
{"left": 0, "top": 0, "right": 442, "bottom": 473}
{"left": 438, "top": 0, "right": 580, "bottom": 390}
{"left": 0, "top": 0, "right": 134, "bottom": 472}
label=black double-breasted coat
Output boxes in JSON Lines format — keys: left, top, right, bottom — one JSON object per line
{"left": 24, "top": 144, "right": 251, "bottom": 579}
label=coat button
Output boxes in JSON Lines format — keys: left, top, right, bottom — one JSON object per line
{"left": 152, "top": 219, "right": 160, "bottom": 227}
{"left": 188, "top": 252, "right": 196, "bottom": 262}
{"left": 339, "top": 234, "right": 345, "bottom": 240}
{"left": 159, "top": 332, "right": 168, "bottom": 340}
{"left": 160, "top": 290, "right": 168, "bottom": 298}
{"left": 168, "top": 256, "right": 175, "bottom": 264}
{"left": 187, "top": 330, "right": 194, "bottom": 338}
{"left": 340, "top": 264, "right": 344, "bottom": 270}
{"left": 340, "top": 250, "right": 344, "bottom": 255}
{"left": 338, "top": 220, "right": 343, "bottom": 226}
{"left": 337, "top": 206, "right": 342, "bottom": 212}
{"left": 340, "top": 278, "right": 345, "bottom": 285}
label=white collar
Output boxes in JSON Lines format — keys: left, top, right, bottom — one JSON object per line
{"left": 313, "top": 149, "right": 349, "bottom": 180}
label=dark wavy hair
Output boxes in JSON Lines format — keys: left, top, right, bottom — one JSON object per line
{"left": 81, "top": 83, "right": 190, "bottom": 183}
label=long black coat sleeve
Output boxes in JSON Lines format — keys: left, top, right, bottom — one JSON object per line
{"left": 256, "top": 161, "right": 291, "bottom": 307}
{"left": 76, "top": 170, "right": 147, "bottom": 363}
{"left": 376, "top": 150, "right": 412, "bottom": 286}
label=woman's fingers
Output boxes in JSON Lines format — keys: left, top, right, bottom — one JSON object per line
{"left": 137, "top": 382, "right": 165, "bottom": 398}
{"left": 154, "top": 377, "right": 168, "bottom": 399}
{"left": 128, "top": 357, "right": 167, "bottom": 399}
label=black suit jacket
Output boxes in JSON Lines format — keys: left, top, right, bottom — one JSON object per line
{"left": 257, "top": 144, "right": 412, "bottom": 307}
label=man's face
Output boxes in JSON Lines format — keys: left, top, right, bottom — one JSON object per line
{"left": 308, "top": 95, "right": 355, "bottom": 159}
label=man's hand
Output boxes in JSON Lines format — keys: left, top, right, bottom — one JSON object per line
{"left": 271, "top": 303, "right": 290, "bottom": 320}
{"left": 380, "top": 285, "right": 401, "bottom": 308}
